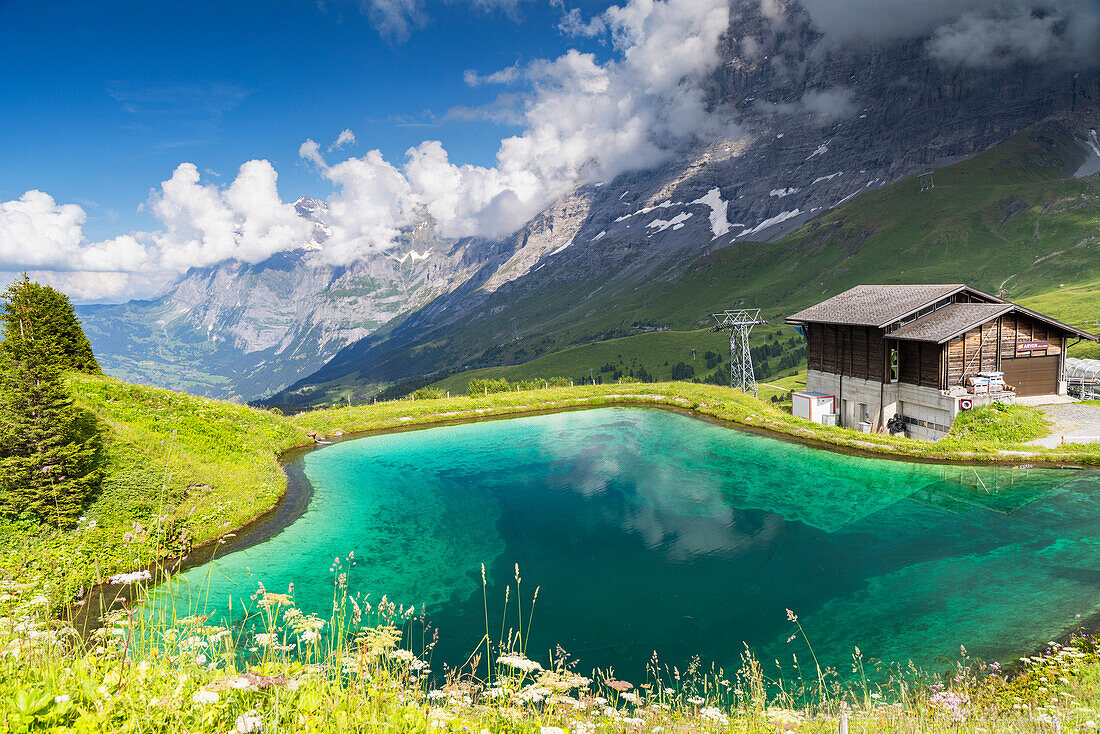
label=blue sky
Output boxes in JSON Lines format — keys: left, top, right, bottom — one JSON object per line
{"left": 0, "top": 0, "right": 609, "bottom": 240}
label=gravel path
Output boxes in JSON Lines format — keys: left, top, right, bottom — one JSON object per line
{"left": 1029, "top": 403, "right": 1100, "bottom": 447}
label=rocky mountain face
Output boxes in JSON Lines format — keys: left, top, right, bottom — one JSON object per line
{"left": 269, "top": 3, "right": 1100, "bottom": 403}
{"left": 77, "top": 198, "right": 506, "bottom": 400}
{"left": 79, "top": 0, "right": 1100, "bottom": 403}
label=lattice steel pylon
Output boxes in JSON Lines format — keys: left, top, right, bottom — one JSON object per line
{"left": 709, "top": 309, "right": 768, "bottom": 395}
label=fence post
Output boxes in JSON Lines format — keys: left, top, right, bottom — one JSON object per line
{"left": 839, "top": 706, "right": 848, "bottom": 734}
{"left": 1054, "top": 716, "right": 1062, "bottom": 734}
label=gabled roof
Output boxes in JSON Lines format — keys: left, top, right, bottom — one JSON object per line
{"left": 1007, "top": 303, "right": 1098, "bottom": 342}
{"left": 889, "top": 303, "right": 1013, "bottom": 343}
{"left": 785, "top": 284, "right": 1098, "bottom": 342}
{"left": 785, "top": 284, "right": 977, "bottom": 328}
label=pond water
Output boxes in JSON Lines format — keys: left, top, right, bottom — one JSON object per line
{"left": 154, "top": 407, "right": 1100, "bottom": 680}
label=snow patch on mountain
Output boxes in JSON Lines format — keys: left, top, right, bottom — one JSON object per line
{"left": 739, "top": 209, "right": 803, "bottom": 239}
{"left": 615, "top": 200, "right": 683, "bottom": 222}
{"left": 548, "top": 237, "right": 575, "bottom": 256}
{"left": 1077, "top": 130, "right": 1100, "bottom": 178}
{"left": 806, "top": 143, "right": 829, "bottom": 160}
{"left": 647, "top": 212, "right": 693, "bottom": 233}
{"left": 770, "top": 187, "right": 799, "bottom": 198}
{"left": 388, "top": 250, "right": 432, "bottom": 264}
{"left": 690, "top": 188, "right": 731, "bottom": 239}
{"left": 811, "top": 172, "right": 844, "bottom": 185}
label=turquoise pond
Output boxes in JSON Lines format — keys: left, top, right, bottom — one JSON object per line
{"left": 154, "top": 407, "right": 1100, "bottom": 679}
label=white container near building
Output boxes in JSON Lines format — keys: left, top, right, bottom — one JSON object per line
{"left": 792, "top": 391, "right": 836, "bottom": 424}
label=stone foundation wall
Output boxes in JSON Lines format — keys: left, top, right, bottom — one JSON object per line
{"left": 804, "top": 369, "right": 1015, "bottom": 440}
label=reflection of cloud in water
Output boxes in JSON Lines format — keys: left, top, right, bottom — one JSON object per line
{"left": 619, "top": 499, "right": 785, "bottom": 560}
{"left": 532, "top": 413, "right": 785, "bottom": 559}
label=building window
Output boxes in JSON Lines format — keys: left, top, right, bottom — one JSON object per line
{"left": 890, "top": 346, "right": 899, "bottom": 383}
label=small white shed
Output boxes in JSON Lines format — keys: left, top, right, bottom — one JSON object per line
{"left": 792, "top": 391, "right": 835, "bottom": 424}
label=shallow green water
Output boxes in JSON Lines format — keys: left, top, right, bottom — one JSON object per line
{"left": 155, "top": 408, "right": 1100, "bottom": 680}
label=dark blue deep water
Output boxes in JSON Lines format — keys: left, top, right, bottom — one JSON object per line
{"left": 155, "top": 408, "right": 1100, "bottom": 680}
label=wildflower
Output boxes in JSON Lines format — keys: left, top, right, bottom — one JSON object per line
{"left": 258, "top": 592, "right": 293, "bottom": 608}
{"left": 929, "top": 690, "right": 969, "bottom": 723}
{"left": 254, "top": 633, "right": 277, "bottom": 646}
{"left": 686, "top": 696, "right": 704, "bottom": 705}
{"left": 108, "top": 570, "right": 151, "bottom": 584}
{"left": 538, "top": 670, "right": 591, "bottom": 691}
{"left": 53, "top": 695, "right": 70, "bottom": 704}
{"left": 607, "top": 679, "right": 633, "bottom": 692}
{"left": 516, "top": 684, "right": 552, "bottom": 704}
{"left": 235, "top": 711, "right": 263, "bottom": 733}
{"left": 766, "top": 708, "right": 802, "bottom": 731}
{"left": 540, "top": 728, "right": 564, "bottom": 734}
{"left": 192, "top": 690, "right": 220, "bottom": 705}
{"left": 225, "top": 676, "right": 256, "bottom": 690}
{"left": 497, "top": 654, "right": 543, "bottom": 674}
{"left": 700, "top": 706, "right": 729, "bottom": 725}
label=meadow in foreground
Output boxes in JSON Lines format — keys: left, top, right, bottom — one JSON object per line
{"left": 5, "top": 553, "right": 1100, "bottom": 733}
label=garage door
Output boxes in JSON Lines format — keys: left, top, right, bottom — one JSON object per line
{"left": 1001, "top": 355, "right": 1060, "bottom": 396}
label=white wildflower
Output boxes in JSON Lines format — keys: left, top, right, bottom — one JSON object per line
{"left": 700, "top": 706, "right": 729, "bottom": 724}
{"left": 108, "top": 570, "right": 151, "bottom": 584}
{"left": 235, "top": 711, "right": 263, "bottom": 733}
{"left": 192, "top": 690, "right": 219, "bottom": 705}
{"left": 497, "top": 653, "right": 543, "bottom": 673}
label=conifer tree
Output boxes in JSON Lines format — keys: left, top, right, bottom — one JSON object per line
{"left": 1, "top": 274, "right": 100, "bottom": 373}
{"left": 0, "top": 279, "right": 104, "bottom": 526}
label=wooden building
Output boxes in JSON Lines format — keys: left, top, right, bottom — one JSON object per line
{"left": 787, "top": 285, "right": 1096, "bottom": 439}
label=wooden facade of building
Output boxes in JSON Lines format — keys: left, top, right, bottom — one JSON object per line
{"left": 805, "top": 311, "right": 1070, "bottom": 395}
{"left": 790, "top": 284, "right": 1095, "bottom": 402}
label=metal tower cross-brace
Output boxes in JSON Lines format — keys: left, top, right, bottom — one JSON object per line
{"left": 709, "top": 309, "right": 768, "bottom": 395}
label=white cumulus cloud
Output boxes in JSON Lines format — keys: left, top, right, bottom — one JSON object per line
{"left": 1, "top": 0, "right": 734, "bottom": 300}
{"left": 328, "top": 129, "right": 357, "bottom": 151}
{"left": 800, "top": 0, "right": 1100, "bottom": 69}
{"left": 301, "top": 0, "right": 733, "bottom": 256}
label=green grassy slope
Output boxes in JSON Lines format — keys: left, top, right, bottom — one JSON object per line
{"left": 565, "top": 119, "right": 1099, "bottom": 340}
{"left": 0, "top": 374, "right": 311, "bottom": 608}
{"left": 425, "top": 327, "right": 805, "bottom": 395}
{"left": 285, "top": 120, "right": 1100, "bottom": 406}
